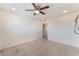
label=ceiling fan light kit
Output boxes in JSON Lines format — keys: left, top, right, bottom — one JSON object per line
{"left": 35, "top": 10, "right": 39, "bottom": 14}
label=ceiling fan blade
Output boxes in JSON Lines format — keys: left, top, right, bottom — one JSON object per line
{"left": 25, "top": 9, "right": 34, "bottom": 11}
{"left": 32, "top": 3, "right": 37, "bottom": 10}
{"left": 40, "top": 6, "right": 49, "bottom": 10}
{"left": 39, "top": 11, "right": 45, "bottom": 15}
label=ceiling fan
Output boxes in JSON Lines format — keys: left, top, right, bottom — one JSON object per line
{"left": 25, "top": 3, "right": 49, "bottom": 16}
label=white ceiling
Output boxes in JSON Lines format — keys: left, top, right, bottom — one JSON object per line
{"left": 0, "top": 3, "right": 79, "bottom": 20}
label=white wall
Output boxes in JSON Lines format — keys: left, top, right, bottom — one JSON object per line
{"left": 0, "top": 10, "right": 42, "bottom": 50}
{"left": 48, "top": 10, "right": 79, "bottom": 48}
{"left": 1, "top": 8, "right": 79, "bottom": 50}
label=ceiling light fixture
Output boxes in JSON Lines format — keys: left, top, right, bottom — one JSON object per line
{"left": 12, "top": 8, "right": 15, "bottom": 11}
{"left": 63, "top": 10, "right": 68, "bottom": 13}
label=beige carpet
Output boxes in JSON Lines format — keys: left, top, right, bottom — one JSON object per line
{"left": 0, "top": 39, "right": 79, "bottom": 56}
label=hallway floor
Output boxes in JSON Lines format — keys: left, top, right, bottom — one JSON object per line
{"left": 0, "top": 39, "right": 79, "bottom": 56}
